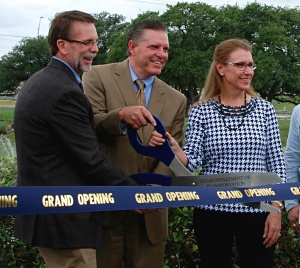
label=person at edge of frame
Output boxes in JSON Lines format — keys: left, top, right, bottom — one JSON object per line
{"left": 82, "top": 19, "right": 187, "bottom": 268}
{"left": 13, "top": 10, "right": 157, "bottom": 268}
{"left": 284, "top": 104, "right": 300, "bottom": 249}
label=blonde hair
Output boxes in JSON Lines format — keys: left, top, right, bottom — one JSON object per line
{"left": 199, "top": 38, "right": 257, "bottom": 103}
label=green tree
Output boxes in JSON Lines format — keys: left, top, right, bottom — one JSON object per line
{"left": 159, "top": 3, "right": 300, "bottom": 107}
{"left": 93, "top": 11, "right": 129, "bottom": 65}
{"left": 159, "top": 2, "right": 219, "bottom": 109}
{"left": 240, "top": 3, "right": 300, "bottom": 104}
{"left": 0, "top": 36, "right": 50, "bottom": 93}
{"left": 1, "top": 3, "right": 300, "bottom": 105}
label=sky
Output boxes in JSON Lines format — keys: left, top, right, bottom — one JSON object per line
{"left": 0, "top": 0, "right": 299, "bottom": 58}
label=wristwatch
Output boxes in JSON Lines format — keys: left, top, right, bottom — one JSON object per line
{"left": 272, "top": 201, "right": 284, "bottom": 210}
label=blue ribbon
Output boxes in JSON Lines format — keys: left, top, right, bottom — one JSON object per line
{"left": 0, "top": 180, "right": 299, "bottom": 215}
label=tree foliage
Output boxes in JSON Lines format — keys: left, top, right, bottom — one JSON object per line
{"left": 159, "top": 2, "right": 220, "bottom": 106}
{"left": 93, "top": 11, "right": 129, "bottom": 65}
{"left": 1, "top": 3, "right": 300, "bottom": 107}
{"left": 240, "top": 4, "right": 300, "bottom": 104}
{"left": 0, "top": 37, "right": 49, "bottom": 93}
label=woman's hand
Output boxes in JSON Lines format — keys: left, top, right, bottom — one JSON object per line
{"left": 263, "top": 212, "right": 282, "bottom": 248}
{"left": 148, "top": 130, "right": 165, "bottom": 147}
{"left": 148, "top": 131, "right": 188, "bottom": 167}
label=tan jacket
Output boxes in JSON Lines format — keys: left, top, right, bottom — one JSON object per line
{"left": 83, "top": 59, "right": 187, "bottom": 244}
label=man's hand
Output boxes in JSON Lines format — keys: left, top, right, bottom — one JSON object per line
{"left": 119, "top": 106, "right": 156, "bottom": 129}
{"left": 288, "top": 205, "right": 300, "bottom": 233}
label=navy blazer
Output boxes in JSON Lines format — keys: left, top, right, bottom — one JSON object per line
{"left": 14, "top": 58, "right": 137, "bottom": 248}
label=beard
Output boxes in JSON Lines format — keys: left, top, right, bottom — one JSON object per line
{"left": 71, "top": 53, "right": 96, "bottom": 73}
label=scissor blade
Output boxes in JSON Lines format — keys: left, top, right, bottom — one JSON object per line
{"left": 130, "top": 172, "right": 281, "bottom": 214}
{"left": 168, "top": 156, "right": 194, "bottom": 176}
{"left": 245, "top": 172, "right": 282, "bottom": 186}
{"left": 170, "top": 172, "right": 282, "bottom": 214}
{"left": 171, "top": 172, "right": 282, "bottom": 187}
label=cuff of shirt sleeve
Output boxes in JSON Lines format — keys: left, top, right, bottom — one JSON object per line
{"left": 285, "top": 200, "right": 299, "bottom": 212}
{"left": 120, "top": 122, "right": 127, "bottom": 135}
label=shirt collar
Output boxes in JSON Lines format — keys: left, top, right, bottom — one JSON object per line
{"left": 129, "top": 63, "right": 154, "bottom": 88}
{"left": 53, "top": 56, "right": 82, "bottom": 84}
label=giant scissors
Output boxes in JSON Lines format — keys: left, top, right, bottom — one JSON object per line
{"left": 127, "top": 114, "right": 283, "bottom": 214}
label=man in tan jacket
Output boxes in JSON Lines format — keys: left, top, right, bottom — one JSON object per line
{"left": 83, "top": 19, "right": 187, "bottom": 268}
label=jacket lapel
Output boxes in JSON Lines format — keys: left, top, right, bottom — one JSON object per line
{"left": 113, "top": 60, "right": 167, "bottom": 144}
{"left": 114, "top": 59, "right": 138, "bottom": 107}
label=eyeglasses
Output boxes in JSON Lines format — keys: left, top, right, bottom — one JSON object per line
{"left": 64, "top": 39, "right": 103, "bottom": 48}
{"left": 224, "top": 62, "right": 256, "bottom": 71}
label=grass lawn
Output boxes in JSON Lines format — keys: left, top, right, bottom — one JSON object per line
{"left": 278, "top": 119, "right": 290, "bottom": 149}
{"left": 272, "top": 100, "right": 295, "bottom": 111}
{"left": 0, "top": 100, "right": 16, "bottom": 106}
{"left": 272, "top": 100, "right": 295, "bottom": 148}
{"left": 0, "top": 109, "right": 14, "bottom": 123}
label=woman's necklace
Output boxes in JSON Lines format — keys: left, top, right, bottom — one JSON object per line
{"left": 218, "top": 92, "right": 247, "bottom": 131}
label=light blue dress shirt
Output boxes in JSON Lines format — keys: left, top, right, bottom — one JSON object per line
{"left": 285, "top": 104, "right": 300, "bottom": 212}
{"left": 129, "top": 64, "right": 154, "bottom": 108}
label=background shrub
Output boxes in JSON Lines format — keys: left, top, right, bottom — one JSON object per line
{"left": 0, "top": 156, "right": 45, "bottom": 268}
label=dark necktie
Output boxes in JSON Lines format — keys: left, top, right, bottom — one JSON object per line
{"left": 78, "top": 82, "right": 83, "bottom": 90}
{"left": 135, "top": 79, "right": 146, "bottom": 107}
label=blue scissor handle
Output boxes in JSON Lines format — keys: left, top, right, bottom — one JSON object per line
{"left": 127, "top": 114, "right": 175, "bottom": 166}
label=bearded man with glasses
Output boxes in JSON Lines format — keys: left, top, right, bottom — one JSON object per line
{"left": 13, "top": 10, "right": 139, "bottom": 268}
